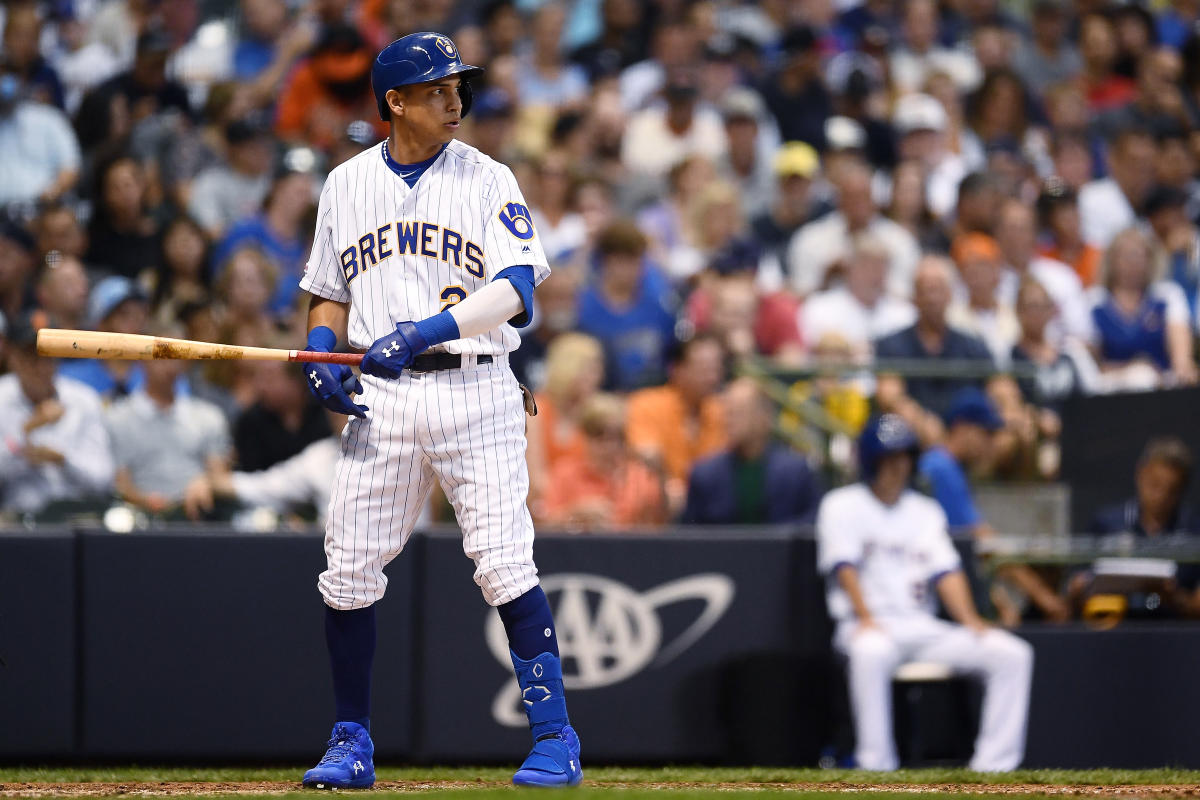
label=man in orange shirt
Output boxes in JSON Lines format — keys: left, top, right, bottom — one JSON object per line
{"left": 626, "top": 334, "right": 727, "bottom": 512}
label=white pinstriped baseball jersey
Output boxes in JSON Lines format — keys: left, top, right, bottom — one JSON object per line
{"left": 300, "top": 139, "right": 547, "bottom": 611}
{"left": 300, "top": 139, "right": 550, "bottom": 353}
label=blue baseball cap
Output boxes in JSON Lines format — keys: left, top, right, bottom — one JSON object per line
{"left": 944, "top": 387, "right": 1004, "bottom": 431}
{"left": 88, "top": 276, "right": 147, "bottom": 327}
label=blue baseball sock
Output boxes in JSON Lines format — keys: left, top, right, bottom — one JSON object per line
{"left": 500, "top": 586, "right": 569, "bottom": 741}
{"left": 498, "top": 585, "right": 559, "bottom": 659}
{"left": 324, "top": 604, "right": 376, "bottom": 731}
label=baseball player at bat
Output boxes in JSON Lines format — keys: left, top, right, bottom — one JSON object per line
{"left": 297, "top": 32, "right": 581, "bottom": 789}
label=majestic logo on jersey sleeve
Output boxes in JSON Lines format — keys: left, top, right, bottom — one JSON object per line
{"left": 435, "top": 36, "right": 456, "bottom": 58}
{"left": 498, "top": 202, "right": 536, "bottom": 241}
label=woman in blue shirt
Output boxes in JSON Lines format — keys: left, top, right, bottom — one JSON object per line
{"left": 1087, "top": 227, "right": 1198, "bottom": 386}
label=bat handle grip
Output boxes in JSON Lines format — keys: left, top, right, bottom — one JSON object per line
{"left": 291, "top": 351, "right": 364, "bottom": 366}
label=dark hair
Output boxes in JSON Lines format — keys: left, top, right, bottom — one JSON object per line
{"left": 665, "top": 331, "right": 721, "bottom": 367}
{"left": 87, "top": 153, "right": 143, "bottom": 229}
{"left": 1139, "top": 436, "right": 1194, "bottom": 483}
{"left": 956, "top": 171, "right": 997, "bottom": 204}
{"left": 966, "top": 68, "right": 1030, "bottom": 139}
{"left": 480, "top": 0, "right": 516, "bottom": 26}
{"left": 153, "top": 215, "right": 213, "bottom": 307}
{"left": 1036, "top": 178, "right": 1077, "bottom": 226}
{"left": 595, "top": 219, "right": 647, "bottom": 257}
{"left": 1109, "top": 123, "right": 1155, "bottom": 150}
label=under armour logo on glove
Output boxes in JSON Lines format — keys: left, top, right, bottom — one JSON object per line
{"left": 309, "top": 370, "right": 322, "bottom": 389}
{"left": 360, "top": 321, "right": 430, "bottom": 380}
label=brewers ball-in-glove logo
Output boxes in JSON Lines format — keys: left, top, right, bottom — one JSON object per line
{"left": 498, "top": 202, "right": 536, "bottom": 240}
{"left": 435, "top": 36, "right": 456, "bottom": 58}
{"left": 486, "top": 573, "right": 735, "bottom": 727}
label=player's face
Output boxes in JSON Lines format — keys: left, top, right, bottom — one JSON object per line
{"left": 391, "top": 77, "right": 464, "bottom": 146}
{"left": 872, "top": 451, "right": 913, "bottom": 504}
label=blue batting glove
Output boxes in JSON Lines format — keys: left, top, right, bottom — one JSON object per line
{"left": 304, "top": 326, "right": 368, "bottom": 418}
{"left": 360, "top": 321, "right": 430, "bottom": 379}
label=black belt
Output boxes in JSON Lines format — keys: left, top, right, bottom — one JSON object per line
{"left": 409, "top": 353, "right": 493, "bottom": 372}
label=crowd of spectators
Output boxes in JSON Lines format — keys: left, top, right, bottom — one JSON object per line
{"left": 1, "top": 0, "right": 1200, "bottom": 534}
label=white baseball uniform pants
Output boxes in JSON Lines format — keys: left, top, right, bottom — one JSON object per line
{"left": 319, "top": 355, "right": 538, "bottom": 610}
{"left": 834, "top": 615, "right": 1034, "bottom": 772}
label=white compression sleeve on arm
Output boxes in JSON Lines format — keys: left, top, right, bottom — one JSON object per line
{"left": 446, "top": 278, "right": 525, "bottom": 340}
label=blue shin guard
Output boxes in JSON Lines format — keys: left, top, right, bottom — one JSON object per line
{"left": 510, "top": 651, "right": 582, "bottom": 787}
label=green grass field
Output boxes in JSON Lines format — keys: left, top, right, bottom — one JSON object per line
{"left": 3, "top": 766, "right": 1200, "bottom": 799}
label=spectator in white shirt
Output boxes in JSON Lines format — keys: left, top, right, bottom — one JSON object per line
{"left": 0, "top": 72, "right": 81, "bottom": 207}
{"left": 515, "top": 2, "right": 589, "bottom": 109}
{"left": 715, "top": 88, "right": 778, "bottom": 221}
{"left": 787, "top": 160, "right": 920, "bottom": 298}
{"left": 948, "top": 232, "right": 1019, "bottom": 365}
{"left": 183, "top": 411, "right": 346, "bottom": 524}
{"left": 893, "top": 92, "right": 966, "bottom": 220}
{"left": 620, "top": 66, "right": 727, "bottom": 179}
{"left": 106, "top": 353, "right": 232, "bottom": 515}
{"left": 0, "top": 317, "right": 114, "bottom": 514}
{"left": 1079, "top": 127, "right": 1157, "bottom": 248}
{"left": 801, "top": 233, "right": 916, "bottom": 360}
{"left": 994, "top": 199, "right": 1091, "bottom": 345}
{"left": 619, "top": 23, "right": 699, "bottom": 112}
{"left": 889, "top": 0, "right": 981, "bottom": 96}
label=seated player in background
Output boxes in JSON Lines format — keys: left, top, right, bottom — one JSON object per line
{"left": 540, "top": 393, "right": 667, "bottom": 530}
{"left": 817, "top": 414, "right": 1033, "bottom": 771}
{"left": 105, "top": 350, "right": 232, "bottom": 516}
{"left": 183, "top": 410, "right": 347, "bottom": 525}
{"left": 683, "top": 377, "right": 823, "bottom": 525}
{"left": 0, "top": 315, "right": 114, "bottom": 516}
{"left": 918, "top": 388, "right": 1070, "bottom": 624}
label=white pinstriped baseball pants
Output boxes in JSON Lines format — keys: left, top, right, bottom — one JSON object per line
{"left": 319, "top": 355, "right": 537, "bottom": 610}
{"left": 835, "top": 616, "right": 1033, "bottom": 772}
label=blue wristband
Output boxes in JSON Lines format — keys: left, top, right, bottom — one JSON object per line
{"left": 412, "top": 311, "right": 460, "bottom": 348}
{"left": 306, "top": 326, "right": 337, "bottom": 352}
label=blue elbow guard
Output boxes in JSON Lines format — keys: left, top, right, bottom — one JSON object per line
{"left": 495, "top": 265, "right": 536, "bottom": 328}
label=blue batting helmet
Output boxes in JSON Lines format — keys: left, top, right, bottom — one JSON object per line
{"left": 857, "top": 413, "right": 920, "bottom": 481}
{"left": 372, "top": 32, "right": 484, "bottom": 122}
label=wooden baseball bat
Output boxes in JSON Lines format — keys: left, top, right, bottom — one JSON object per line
{"left": 36, "top": 328, "right": 363, "bottom": 365}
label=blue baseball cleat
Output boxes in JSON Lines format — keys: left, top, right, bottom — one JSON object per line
{"left": 513, "top": 725, "right": 583, "bottom": 787}
{"left": 302, "top": 722, "right": 375, "bottom": 790}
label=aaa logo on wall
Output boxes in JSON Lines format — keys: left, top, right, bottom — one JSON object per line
{"left": 486, "top": 573, "right": 735, "bottom": 727}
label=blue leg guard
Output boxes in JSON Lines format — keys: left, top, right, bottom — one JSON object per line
{"left": 510, "top": 651, "right": 582, "bottom": 788}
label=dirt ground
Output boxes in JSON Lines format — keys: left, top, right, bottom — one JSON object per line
{"left": 2, "top": 783, "right": 1200, "bottom": 797}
